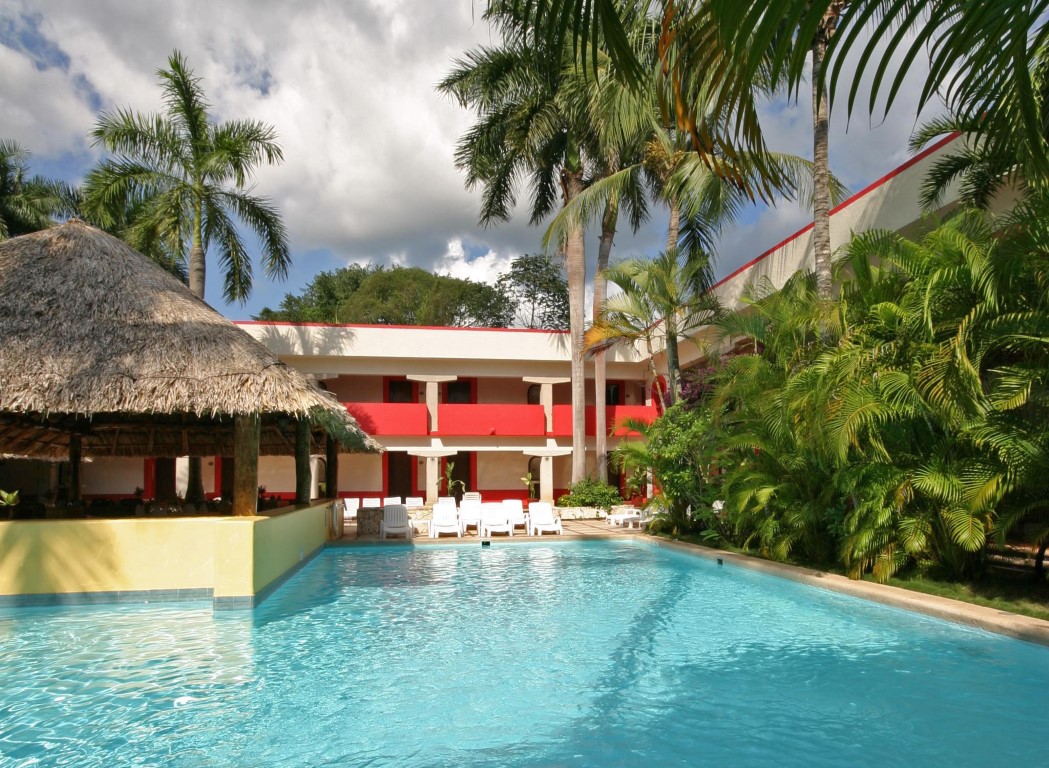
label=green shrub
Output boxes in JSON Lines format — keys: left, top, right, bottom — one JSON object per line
{"left": 557, "top": 478, "right": 622, "bottom": 509}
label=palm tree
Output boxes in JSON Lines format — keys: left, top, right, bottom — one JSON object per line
{"left": 0, "top": 139, "right": 76, "bottom": 239}
{"left": 586, "top": 248, "right": 721, "bottom": 407}
{"left": 440, "top": 11, "right": 599, "bottom": 482}
{"left": 504, "top": 1, "right": 1049, "bottom": 180}
{"left": 82, "top": 50, "right": 290, "bottom": 304}
{"left": 83, "top": 50, "right": 290, "bottom": 503}
{"left": 911, "top": 43, "right": 1049, "bottom": 211}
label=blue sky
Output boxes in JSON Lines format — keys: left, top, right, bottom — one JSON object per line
{"left": 0, "top": 1, "right": 944, "bottom": 320}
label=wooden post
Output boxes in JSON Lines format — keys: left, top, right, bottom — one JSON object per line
{"left": 69, "top": 433, "right": 82, "bottom": 505}
{"left": 325, "top": 434, "right": 339, "bottom": 499}
{"left": 295, "top": 419, "right": 311, "bottom": 504}
{"left": 233, "top": 414, "right": 260, "bottom": 517}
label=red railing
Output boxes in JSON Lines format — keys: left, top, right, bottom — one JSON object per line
{"left": 550, "top": 405, "right": 657, "bottom": 437}
{"left": 344, "top": 402, "right": 656, "bottom": 438}
{"left": 435, "top": 404, "right": 546, "bottom": 436}
{"left": 343, "top": 403, "right": 429, "bottom": 435}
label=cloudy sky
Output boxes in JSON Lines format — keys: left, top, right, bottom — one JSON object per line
{"left": 1, "top": 1, "right": 944, "bottom": 320}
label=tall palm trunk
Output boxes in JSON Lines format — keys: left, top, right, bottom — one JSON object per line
{"left": 185, "top": 203, "right": 207, "bottom": 503}
{"left": 563, "top": 167, "right": 587, "bottom": 483}
{"left": 189, "top": 199, "right": 206, "bottom": 298}
{"left": 594, "top": 197, "right": 619, "bottom": 482}
{"left": 811, "top": 3, "right": 843, "bottom": 301}
{"left": 664, "top": 197, "right": 682, "bottom": 405}
{"left": 665, "top": 197, "right": 680, "bottom": 252}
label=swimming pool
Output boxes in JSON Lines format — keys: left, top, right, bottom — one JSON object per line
{"left": 1, "top": 540, "right": 1047, "bottom": 767}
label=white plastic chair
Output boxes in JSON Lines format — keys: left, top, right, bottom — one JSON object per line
{"left": 383, "top": 496, "right": 402, "bottom": 507}
{"left": 380, "top": 504, "right": 413, "bottom": 539}
{"left": 503, "top": 499, "right": 527, "bottom": 533}
{"left": 459, "top": 499, "right": 482, "bottom": 536}
{"left": 437, "top": 496, "right": 456, "bottom": 505}
{"left": 343, "top": 497, "right": 360, "bottom": 522}
{"left": 462, "top": 491, "right": 482, "bottom": 503}
{"left": 712, "top": 499, "right": 725, "bottom": 515}
{"left": 480, "top": 502, "right": 513, "bottom": 537}
{"left": 608, "top": 508, "right": 641, "bottom": 527}
{"left": 429, "top": 501, "right": 462, "bottom": 538}
{"left": 528, "top": 502, "right": 563, "bottom": 536}
{"left": 405, "top": 496, "right": 424, "bottom": 509}
{"left": 362, "top": 497, "right": 382, "bottom": 508}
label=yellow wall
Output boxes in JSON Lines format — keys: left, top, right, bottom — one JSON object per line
{"left": 0, "top": 502, "right": 331, "bottom": 601}
{"left": 0, "top": 517, "right": 217, "bottom": 595}
{"left": 251, "top": 504, "right": 328, "bottom": 595}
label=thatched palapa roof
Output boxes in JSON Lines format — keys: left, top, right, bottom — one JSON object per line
{"left": 0, "top": 221, "right": 379, "bottom": 458}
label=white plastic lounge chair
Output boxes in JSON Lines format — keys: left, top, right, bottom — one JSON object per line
{"left": 362, "top": 497, "right": 382, "bottom": 508}
{"left": 343, "top": 497, "right": 360, "bottom": 522}
{"left": 405, "top": 496, "right": 424, "bottom": 509}
{"left": 528, "top": 502, "right": 563, "bottom": 536}
{"left": 480, "top": 502, "right": 513, "bottom": 537}
{"left": 380, "top": 504, "right": 413, "bottom": 539}
{"left": 383, "top": 496, "right": 402, "bottom": 507}
{"left": 607, "top": 508, "right": 641, "bottom": 527}
{"left": 429, "top": 501, "right": 462, "bottom": 538}
{"left": 459, "top": 499, "right": 482, "bottom": 535}
{"left": 712, "top": 499, "right": 725, "bottom": 516}
{"left": 462, "top": 491, "right": 482, "bottom": 503}
{"left": 503, "top": 499, "right": 527, "bottom": 533}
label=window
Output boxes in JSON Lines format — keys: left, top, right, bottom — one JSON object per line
{"left": 526, "top": 384, "right": 541, "bottom": 405}
{"left": 387, "top": 379, "right": 414, "bottom": 403}
{"left": 605, "top": 381, "right": 622, "bottom": 405}
{"left": 446, "top": 380, "right": 472, "bottom": 404}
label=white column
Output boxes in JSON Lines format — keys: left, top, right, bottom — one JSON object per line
{"left": 523, "top": 377, "right": 570, "bottom": 433}
{"left": 407, "top": 375, "right": 457, "bottom": 432}
{"left": 540, "top": 456, "right": 554, "bottom": 503}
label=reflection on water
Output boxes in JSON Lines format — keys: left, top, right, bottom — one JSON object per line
{"left": 1, "top": 541, "right": 1048, "bottom": 768}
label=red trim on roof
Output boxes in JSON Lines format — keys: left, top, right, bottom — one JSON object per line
{"left": 234, "top": 320, "right": 569, "bottom": 334}
{"left": 709, "top": 131, "right": 963, "bottom": 291}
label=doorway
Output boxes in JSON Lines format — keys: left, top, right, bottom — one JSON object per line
{"left": 386, "top": 452, "right": 414, "bottom": 500}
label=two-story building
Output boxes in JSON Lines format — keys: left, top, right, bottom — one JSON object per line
{"left": 236, "top": 323, "right": 658, "bottom": 504}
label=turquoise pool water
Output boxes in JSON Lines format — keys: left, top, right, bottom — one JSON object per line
{"left": 1, "top": 540, "right": 1047, "bottom": 767}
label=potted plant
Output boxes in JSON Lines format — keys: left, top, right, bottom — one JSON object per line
{"left": 0, "top": 489, "right": 18, "bottom": 519}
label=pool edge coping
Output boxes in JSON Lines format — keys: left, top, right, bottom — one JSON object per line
{"left": 649, "top": 537, "right": 1049, "bottom": 648}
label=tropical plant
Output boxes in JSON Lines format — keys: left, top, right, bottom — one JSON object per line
{"left": 613, "top": 403, "right": 720, "bottom": 527}
{"left": 0, "top": 140, "right": 76, "bottom": 239}
{"left": 83, "top": 50, "right": 290, "bottom": 304}
{"left": 586, "top": 248, "right": 721, "bottom": 407}
{"left": 556, "top": 477, "right": 622, "bottom": 509}
{"left": 911, "top": 42, "right": 1049, "bottom": 211}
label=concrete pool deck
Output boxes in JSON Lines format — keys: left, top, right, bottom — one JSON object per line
{"left": 339, "top": 522, "right": 1049, "bottom": 648}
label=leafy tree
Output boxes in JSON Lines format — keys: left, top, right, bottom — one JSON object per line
{"left": 0, "top": 139, "right": 76, "bottom": 239}
{"left": 83, "top": 50, "right": 289, "bottom": 304}
{"left": 496, "top": 253, "right": 570, "bottom": 329}
{"left": 256, "top": 264, "right": 377, "bottom": 322}
{"left": 334, "top": 267, "right": 513, "bottom": 327}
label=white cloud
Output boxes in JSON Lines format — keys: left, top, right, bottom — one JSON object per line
{"left": 1, "top": 1, "right": 949, "bottom": 317}
{"left": 435, "top": 239, "right": 515, "bottom": 284}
